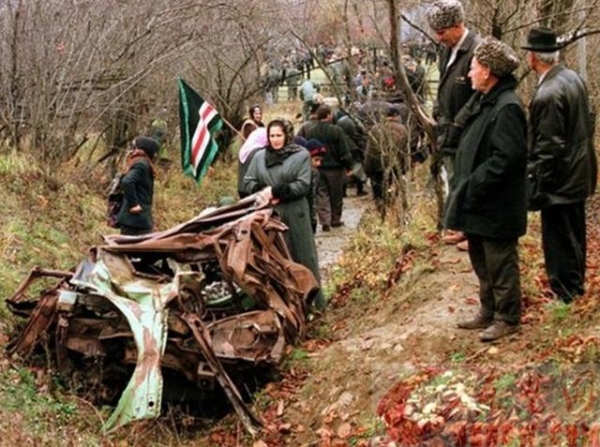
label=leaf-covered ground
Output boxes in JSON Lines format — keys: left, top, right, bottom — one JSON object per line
{"left": 2, "top": 121, "right": 600, "bottom": 446}
{"left": 204, "top": 178, "right": 600, "bottom": 447}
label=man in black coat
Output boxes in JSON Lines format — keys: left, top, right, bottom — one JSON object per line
{"left": 336, "top": 112, "right": 368, "bottom": 196}
{"left": 427, "top": 0, "right": 481, "bottom": 247}
{"left": 443, "top": 38, "right": 527, "bottom": 342}
{"left": 297, "top": 105, "right": 354, "bottom": 231}
{"left": 523, "top": 27, "right": 598, "bottom": 303}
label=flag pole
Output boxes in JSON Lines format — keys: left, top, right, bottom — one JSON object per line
{"left": 220, "top": 115, "right": 246, "bottom": 141}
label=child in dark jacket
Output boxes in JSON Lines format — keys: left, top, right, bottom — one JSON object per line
{"left": 293, "top": 136, "right": 327, "bottom": 233}
{"left": 306, "top": 139, "right": 327, "bottom": 233}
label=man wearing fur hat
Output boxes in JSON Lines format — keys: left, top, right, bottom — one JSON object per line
{"left": 117, "top": 136, "right": 159, "bottom": 235}
{"left": 523, "top": 27, "right": 597, "bottom": 304}
{"left": 443, "top": 37, "right": 527, "bottom": 342}
{"left": 427, "top": 0, "right": 481, "bottom": 249}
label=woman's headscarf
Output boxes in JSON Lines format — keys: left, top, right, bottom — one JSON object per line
{"left": 267, "top": 118, "right": 295, "bottom": 146}
{"left": 239, "top": 127, "right": 268, "bottom": 163}
{"left": 265, "top": 118, "right": 301, "bottom": 167}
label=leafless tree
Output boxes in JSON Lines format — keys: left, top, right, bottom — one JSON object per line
{"left": 0, "top": 0, "right": 292, "bottom": 172}
{"left": 1, "top": 0, "right": 598, "bottom": 186}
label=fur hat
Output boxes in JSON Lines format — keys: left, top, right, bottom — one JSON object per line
{"left": 134, "top": 136, "right": 159, "bottom": 159}
{"left": 427, "top": 0, "right": 465, "bottom": 30}
{"left": 474, "top": 37, "right": 520, "bottom": 78}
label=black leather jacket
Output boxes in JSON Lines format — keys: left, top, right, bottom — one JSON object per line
{"left": 528, "top": 65, "right": 597, "bottom": 208}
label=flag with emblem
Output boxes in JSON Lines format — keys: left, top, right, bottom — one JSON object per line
{"left": 178, "top": 77, "right": 223, "bottom": 184}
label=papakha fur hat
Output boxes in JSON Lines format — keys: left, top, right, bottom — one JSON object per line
{"left": 474, "top": 37, "right": 520, "bottom": 78}
{"left": 427, "top": 0, "right": 465, "bottom": 30}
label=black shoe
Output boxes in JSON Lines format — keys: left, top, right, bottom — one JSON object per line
{"left": 331, "top": 221, "right": 344, "bottom": 228}
{"left": 322, "top": 225, "right": 331, "bottom": 232}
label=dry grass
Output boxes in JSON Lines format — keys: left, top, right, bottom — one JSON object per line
{"left": 0, "top": 144, "right": 239, "bottom": 446}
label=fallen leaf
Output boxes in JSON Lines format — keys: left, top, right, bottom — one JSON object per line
{"left": 276, "top": 400, "right": 285, "bottom": 417}
{"left": 278, "top": 423, "right": 292, "bottom": 433}
{"left": 488, "top": 347, "right": 499, "bottom": 355}
{"left": 337, "top": 422, "right": 352, "bottom": 438}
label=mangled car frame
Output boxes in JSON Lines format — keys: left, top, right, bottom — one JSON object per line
{"left": 5, "top": 197, "right": 318, "bottom": 434}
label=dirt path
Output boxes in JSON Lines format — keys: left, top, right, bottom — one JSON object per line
{"left": 280, "top": 196, "right": 490, "bottom": 445}
{"left": 315, "top": 193, "right": 371, "bottom": 280}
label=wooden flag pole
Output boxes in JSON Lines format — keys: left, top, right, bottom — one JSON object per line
{"left": 220, "top": 115, "right": 246, "bottom": 141}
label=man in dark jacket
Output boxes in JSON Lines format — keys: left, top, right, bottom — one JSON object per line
{"left": 336, "top": 112, "right": 368, "bottom": 196}
{"left": 523, "top": 27, "right": 598, "bottom": 303}
{"left": 443, "top": 38, "right": 527, "bottom": 342}
{"left": 364, "top": 105, "right": 409, "bottom": 215}
{"left": 297, "top": 105, "right": 354, "bottom": 231}
{"left": 427, "top": 0, "right": 481, "bottom": 248}
{"left": 117, "top": 136, "right": 158, "bottom": 235}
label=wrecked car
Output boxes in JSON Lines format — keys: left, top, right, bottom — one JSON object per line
{"left": 5, "top": 196, "right": 319, "bottom": 434}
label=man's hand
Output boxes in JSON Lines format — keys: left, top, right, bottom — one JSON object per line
{"left": 129, "top": 204, "right": 142, "bottom": 214}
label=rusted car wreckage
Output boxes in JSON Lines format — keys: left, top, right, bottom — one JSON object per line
{"left": 5, "top": 197, "right": 318, "bottom": 434}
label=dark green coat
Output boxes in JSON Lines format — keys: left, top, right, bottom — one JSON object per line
{"left": 242, "top": 145, "right": 321, "bottom": 284}
{"left": 435, "top": 31, "right": 481, "bottom": 154}
{"left": 443, "top": 76, "right": 527, "bottom": 239}
{"left": 117, "top": 158, "right": 154, "bottom": 231}
{"left": 297, "top": 121, "right": 353, "bottom": 170}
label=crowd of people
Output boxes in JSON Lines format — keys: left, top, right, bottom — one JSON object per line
{"left": 259, "top": 39, "right": 433, "bottom": 108}
{"left": 115, "top": 0, "right": 597, "bottom": 342}
{"left": 234, "top": 0, "right": 598, "bottom": 341}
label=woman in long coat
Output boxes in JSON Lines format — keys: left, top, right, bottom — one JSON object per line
{"left": 443, "top": 38, "right": 527, "bottom": 342}
{"left": 243, "top": 119, "right": 325, "bottom": 310}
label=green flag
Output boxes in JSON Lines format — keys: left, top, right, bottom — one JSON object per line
{"left": 178, "top": 78, "right": 223, "bottom": 184}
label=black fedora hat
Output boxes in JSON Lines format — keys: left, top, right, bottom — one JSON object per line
{"left": 521, "top": 27, "right": 562, "bottom": 52}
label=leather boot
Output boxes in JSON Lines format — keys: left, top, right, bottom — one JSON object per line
{"left": 457, "top": 314, "right": 493, "bottom": 330}
{"left": 479, "top": 320, "right": 520, "bottom": 342}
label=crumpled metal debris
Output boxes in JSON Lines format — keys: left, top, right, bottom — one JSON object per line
{"left": 5, "top": 196, "right": 319, "bottom": 434}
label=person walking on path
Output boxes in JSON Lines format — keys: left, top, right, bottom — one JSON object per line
{"left": 297, "top": 105, "right": 354, "bottom": 232}
{"left": 286, "top": 67, "right": 302, "bottom": 101}
{"left": 427, "top": 0, "right": 481, "bottom": 250}
{"left": 336, "top": 112, "right": 368, "bottom": 197}
{"left": 443, "top": 38, "right": 527, "bottom": 342}
{"left": 300, "top": 78, "right": 318, "bottom": 121}
{"left": 523, "top": 27, "right": 598, "bottom": 304}
{"left": 364, "top": 105, "right": 409, "bottom": 216}
{"left": 117, "top": 136, "right": 159, "bottom": 236}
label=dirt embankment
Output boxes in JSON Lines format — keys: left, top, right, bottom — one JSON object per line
{"left": 281, "top": 191, "right": 488, "bottom": 445}
{"left": 256, "top": 192, "right": 600, "bottom": 447}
